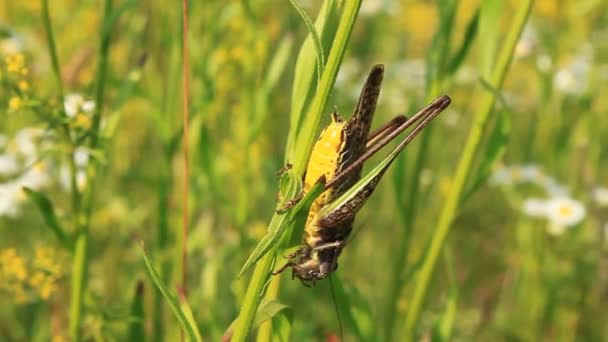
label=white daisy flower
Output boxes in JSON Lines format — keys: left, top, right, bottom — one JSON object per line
{"left": 545, "top": 196, "right": 586, "bottom": 233}
{"left": 592, "top": 187, "right": 608, "bottom": 207}
{"left": 522, "top": 198, "right": 548, "bottom": 218}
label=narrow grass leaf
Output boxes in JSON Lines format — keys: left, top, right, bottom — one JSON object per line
{"left": 140, "top": 243, "right": 199, "bottom": 341}
{"left": 403, "top": 1, "right": 534, "bottom": 338}
{"left": 263, "top": 35, "right": 294, "bottom": 91}
{"left": 178, "top": 290, "right": 205, "bottom": 342}
{"left": 128, "top": 281, "right": 145, "bottom": 341}
{"left": 224, "top": 300, "right": 290, "bottom": 340}
{"left": 288, "top": 0, "right": 325, "bottom": 85}
{"left": 270, "top": 310, "right": 293, "bottom": 342}
{"left": 23, "top": 187, "right": 72, "bottom": 251}
{"left": 287, "top": 0, "right": 339, "bottom": 161}
{"left": 447, "top": 9, "right": 479, "bottom": 76}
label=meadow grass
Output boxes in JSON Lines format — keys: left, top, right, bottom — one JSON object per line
{"left": 0, "top": 0, "right": 607, "bottom": 341}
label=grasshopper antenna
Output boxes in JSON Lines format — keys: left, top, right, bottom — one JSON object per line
{"left": 329, "top": 274, "right": 344, "bottom": 342}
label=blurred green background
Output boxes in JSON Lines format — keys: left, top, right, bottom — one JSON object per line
{"left": 1, "top": 0, "right": 607, "bottom": 341}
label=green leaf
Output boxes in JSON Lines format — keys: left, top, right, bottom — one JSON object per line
{"left": 23, "top": 187, "right": 72, "bottom": 251}
{"left": 447, "top": 9, "right": 479, "bottom": 75}
{"left": 179, "top": 290, "right": 205, "bottom": 342}
{"left": 263, "top": 35, "right": 294, "bottom": 91}
{"left": 270, "top": 310, "right": 293, "bottom": 342}
{"left": 286, "top": 0, "right": 339, "bottom": 162}
{"left": 141, "top": 243, "right": 201, "bottom": 342}
{"left": 224, "top": 300, "right": 291, "bottom": 341}
{"left": 288, "top": 0, "right": 325, "bottom": 85}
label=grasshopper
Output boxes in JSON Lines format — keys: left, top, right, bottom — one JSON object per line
{"left": 274, "top": 64, "right": 451, "bottom": 285}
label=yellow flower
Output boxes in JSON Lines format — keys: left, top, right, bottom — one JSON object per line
{"left": 0, "top": 248, "right": 28, "bottom": 281}
{"left": 18, "top": 80, "right": 29, "bottom": 91}
{"left": 5, "top": 53, "right": 25, "bottom": 73}
{"left": 9, "top": 96, "right": 22, "bottom": 111}
{"left": 75, "top": 113, "right": 92, "bottom": 129}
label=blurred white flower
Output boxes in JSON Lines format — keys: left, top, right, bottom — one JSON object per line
{"left": 14, "top": 128, "right": 43, "bottom": 162}
{"left": 536, "top": 54, "right": 552, "bottom": 73}
{"left": 19, "top": 161, "right": 50, "bottom": 190}
{"left": 515, "top": 25, "right": 538, "bottom": 59}
{"left": 553, "top": 54, "right": 591, "bottom": 95}
{"left": 545, "top": 196, "right": 586, "bottom": 233}
{"left": 454, "top": 66, "right": 478, "bottom": 85}
{"left": 64, "top": 94, "right": 95, "bottom": 118}
{"left": 489, "top": 165, "right": 513, "bottom": 186}
{"left": 392, "top": 59, "right": 427, "bottom": 91}
{"left": 520, "top": 164, "right": 543, "bottom": 182}
{"left": 0, "top": 36, "right": 23, "bottom": 55}
{"left": 522, "top": 198, "right": 548, "bottom": 218}
{"left": 60, "top": 165, "right": 87, "bottom": 192}
{"left": 543, "top": 180, "right": 570, "bottom": 197}
{"left": 360, "top": 0, "right": 400, "bottom": 16}
{"left": 74, "top": 147, "right": 90, "bottom": 167}
{"left": 0, "top": 154, "right": 19, "bottom": 175}
{"left": 592, "top": 187, "right": 608, "bottom": 207}
{"left": 0, "top": 183, "right": 22, "bottom": 217}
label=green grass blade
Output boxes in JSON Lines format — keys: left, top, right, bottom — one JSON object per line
{"left": 23, "top": 187, "right": 72, "bottom": 251}
{"left": 291, "top": 0, "right": 362, "bottom": 177}
{"left": 141, "top": 244, "right": 200, "bottom": 341}
{"left": 402, "top": 1, "right": 534, "bottom": 339}
{"left": 288, "top": 0, "right": 325, "bottom": 85}
{"left": 287, "top": 0, "right": 339, "bottom": 161}
{"left": 128, "top": 281, "right": 145, "bottom": 341}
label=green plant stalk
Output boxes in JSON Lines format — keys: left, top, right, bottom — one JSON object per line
{"left": 402, "top": 1, "right": 534, "bottom": 339}
{"left": 384, "top": 64, "right": 444, "bottom": 342}
{"left": 232, "top": 246, "right": 276, "bottom": 342}
{"left": 40, "top": 0, "right": 81, "bottom": 230}
{"left": 255, "top": 274, "right": 282, "bottom": 341}
{"left": 232, "top": 2, "right": 361, "bottom": 340}
{"left": 41, "top": 0, "right": 64, "bottom": 101}
{"left": 69, "top": 0, "right": 113, "bottom": 340}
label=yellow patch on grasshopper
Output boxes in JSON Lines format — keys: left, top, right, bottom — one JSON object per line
{"left": 274, "top": 64, "right": 451, "bottom": 285}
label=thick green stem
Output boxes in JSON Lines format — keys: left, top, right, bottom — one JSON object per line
{"left": 402, "top": 1, "right": 534, "bottom": 339}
